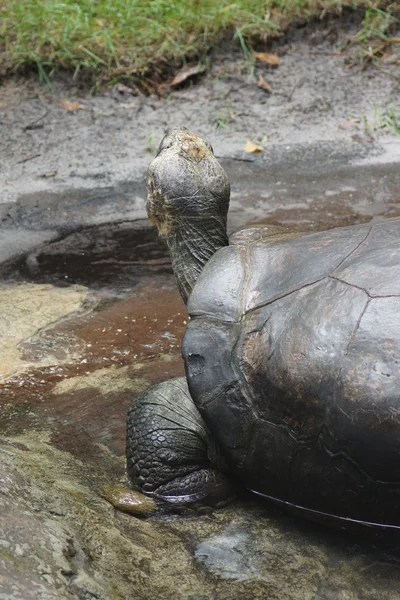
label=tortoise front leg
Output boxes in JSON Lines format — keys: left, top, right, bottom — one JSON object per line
{"left": 126, "top": 377, "right": 236, "bottom": 507}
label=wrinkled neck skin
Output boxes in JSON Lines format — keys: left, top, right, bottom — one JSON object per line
{"left": 164, "top": 213, "right": 228, "bottom": 304}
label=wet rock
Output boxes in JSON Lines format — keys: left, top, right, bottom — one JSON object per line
{"left": 0, "top": 228, "right": 56, "bottom": 264}
{"left": 1, "top": 220, "right": 171, "bottom": 289}
{"left": 104, "top": 485, "right": 157, "bottom": 515}
{"left": 195, "top": 524, "right": 260, "bottom": 582}
{"left": 0, "top": 283, "right": 88, "bottom": 381}
{"left": 3, "top": 427, "right": 400, "bottom": 600}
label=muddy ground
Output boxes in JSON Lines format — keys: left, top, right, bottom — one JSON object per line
{"left": 1, "top": 14, "right": 400, "bottom": 600}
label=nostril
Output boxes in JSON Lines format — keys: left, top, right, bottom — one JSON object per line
{"left": 159, "top": 134, "right": 174, "bottom": 151}
{"left": 186, "top": 353, "right": 205, "bottom": 377}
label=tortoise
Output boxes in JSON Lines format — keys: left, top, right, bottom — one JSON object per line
{"left": 126, "top": 126, "right": 400, "bottom": 528}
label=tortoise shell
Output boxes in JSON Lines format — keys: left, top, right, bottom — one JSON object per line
{"left": 182, "top": 219, "right": 400, "bottom": 526}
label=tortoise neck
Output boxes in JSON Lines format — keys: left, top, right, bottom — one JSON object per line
{"left": 164, "top": 214, "right": 228, "bottom": 304}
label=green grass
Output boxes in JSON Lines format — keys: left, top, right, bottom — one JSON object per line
{"left": 363, "top": 104, "right": 400, "bottom": 135}
{"left": 0, "top": 0, "right": 398, "bottom": 82}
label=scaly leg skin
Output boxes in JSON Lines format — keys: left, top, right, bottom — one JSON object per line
{"left": 126, "top": 377, "right": 236, "bottom": 509}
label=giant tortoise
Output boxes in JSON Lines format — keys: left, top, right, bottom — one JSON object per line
{"left": 126, "top": 127, "right": 400, "bottom": 529}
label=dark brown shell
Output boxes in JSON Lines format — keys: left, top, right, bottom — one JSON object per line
{"left": 183, "top": 219, "right": 400, "bottom": 526}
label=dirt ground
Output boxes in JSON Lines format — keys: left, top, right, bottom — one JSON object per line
{"left": 0, "top": 14, "right": 399, "bottom": 210}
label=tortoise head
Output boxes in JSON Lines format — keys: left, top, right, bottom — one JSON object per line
{"left": 146, "top": 127, "right": 230, "bottom": 303}
{"left": 146, "top": 127, "right": 230, "bottom": 238}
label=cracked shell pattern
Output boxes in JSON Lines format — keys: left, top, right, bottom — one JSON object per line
{"left": 184, "top": 218, "right": 400, "bottom": 526}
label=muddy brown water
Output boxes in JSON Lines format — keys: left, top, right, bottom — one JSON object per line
{"left": 1, "top": 158, "right": 400, "bottom": 599}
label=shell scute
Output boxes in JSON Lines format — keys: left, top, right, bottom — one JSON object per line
{"left": 332, "top": 220, "right": 400, "bottom": 296}
{"left": 242, "top": 223, "right": 371, "bottom": 313}
{"left": 325, "top": 296, "right": 400, "bottom": 483}
{"left": 187, "top": 245, "right": 245, "bottom": 321}
{"left": 237, "top": 277, "right": 369, "bottom": 438}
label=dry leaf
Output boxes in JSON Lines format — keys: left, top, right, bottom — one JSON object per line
{"left": 58, "top": 99, "right": 85, "bottom": 111}
{"left": 171, "top": 63, "right": 206, "bottom": 87}
{"left": 40, "top": 171, "right": 57, "bottom": 178}
{"left": 243, "top": 140, "right": 263, "bottom": 153}
{"left": 118, "top": 101, "right": 137, "bottom": 109}
{"left": 257, "top": 75, "right": 273, "bottom": 93}
{"left": 254, "top": 52, "right": 280, "bottom": 67}
{"left": 339, "top": 119, "right": 359, "bottom": 130}
{"left": 351, "top": 133, "right": 374, "bottom": 144}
